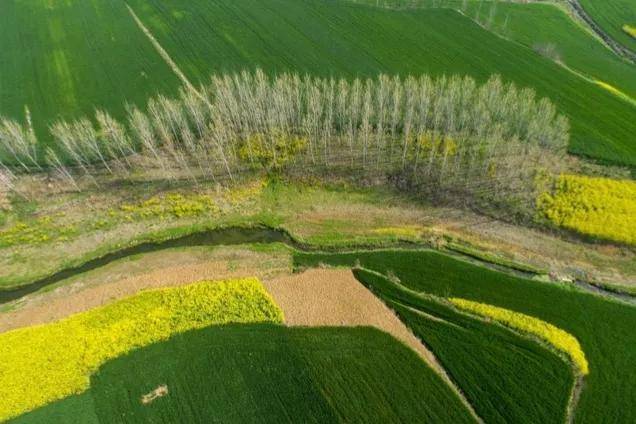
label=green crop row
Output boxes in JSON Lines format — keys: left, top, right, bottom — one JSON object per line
{"left": 351, "top": 268, "right": 573, "bottom": 423}
{"left": 450, "top": 297, "right": 588, "bottom": 375}
{"left": 294, "top": 249, "right": 636, "bottom": 423}
{"left": 580, "top": 0, "right": 636, "bottom": 51}
{"left": 2, "top": 0, "right": 636, "bottom": 165}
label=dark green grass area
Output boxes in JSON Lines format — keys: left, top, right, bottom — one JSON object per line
{"left": 355, "top": 269, "right": 572, "bottom": 424}
{"left": 579, "top": 0, "right": 636, "bottom": 52}
{"left": 12, "top": 325, "right": 474, "bottom": 424}
{"left": 0, "top": 0, "right": 179, "bottom": 142}
{"left": 126, "top": 0, "right": 636, "bottom": 165}
{"left": 9, "top": 393, "right": 98, "bottom": 424}
{"left": 2, "top": 0, "right": 636, "bottom": 165}
{"left": 294, "top": 249, "right": 636, "bottom": 423}
{"left": 353, "top": 1, "right": 636, "bottom": 98}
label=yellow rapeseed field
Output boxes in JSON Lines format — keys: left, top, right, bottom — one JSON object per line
{"left": 537, "top": 174, "right": 636, "bottom": 245}
{"left": 450, "top": 298, "right": 588, "bottom": 375}
{"left": 0, "top": 278, "right": 283, "bottom": 421}
{"left": 623, "top": 24, "right": 636, "bottom": 39}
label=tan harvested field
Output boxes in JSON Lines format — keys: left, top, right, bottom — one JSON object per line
{"left": 264, "top": 268, "right": 481, "bottom": 420}
{"left": 264, "top": 268, "right": 440, "bottom": 365}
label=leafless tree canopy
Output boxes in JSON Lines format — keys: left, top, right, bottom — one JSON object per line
{"left": 0, "top": 69, "right": 568, "bottom": 214}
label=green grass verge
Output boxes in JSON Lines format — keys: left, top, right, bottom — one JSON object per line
{"left": 579, "top": 0, "right": 636, "bottom": 52}
{"left": 0, "top": 0, "right": 180, "bottom": 144}
{"left": 352, "top": 268, "right": 573, "bottom": 424}
{"left": 294, "top": 249, "right": 636, "bottom": 423}
{"left": 12, "top": 325, "right": 475, "bottom": 424}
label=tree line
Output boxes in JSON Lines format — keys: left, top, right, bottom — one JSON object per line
{"left": 0, "top": 69, "right": 568, "bottom": 214}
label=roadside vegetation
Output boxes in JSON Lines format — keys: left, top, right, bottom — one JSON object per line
{"left": 1, "top": 178, "right": 634, "bottom": 295}
{"left": 0, "top": 278, "right": 283, "bottom": 421}
{"left": 537, "top": 174, "right": 636, "bottom": 245}
{"left": 294, "top": 249, "right": 636, "bottom": 423}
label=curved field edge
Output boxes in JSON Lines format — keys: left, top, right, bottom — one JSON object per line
{"left": 579, "top": 0, "right": 636, "bottom": 53}
{"left": 293, "top": 249, "right": 636, "bottom": 423}
{"left": 350, "top": 267, "right": 574, "bottom": 424}
{"left": 352, "top": 0, "right": 636, "bottom": 99}
{"left": 0, "top": 223, "right": 552, "bottom": 302}
{"left": 0, "top": 278, "right": 283, "bottom": 421}
{"left": 12, "top": 325, "right": 476, "bottom": 424}
{"left": 449, "top": 298, "right": 589, "bottom": 375}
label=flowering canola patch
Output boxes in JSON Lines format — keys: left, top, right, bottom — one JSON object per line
{"left": 0, "top": 278, "right": 283, "bottom": 421}
{"left": 537, "top": 174, "right": 636, "bottom": 245}
{"left": 449, "top": 298, "right": 588, "bottom": 375}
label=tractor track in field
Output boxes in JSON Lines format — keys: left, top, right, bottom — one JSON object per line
{"left": 126, "top": 3, "right": 205, "bottom": 97}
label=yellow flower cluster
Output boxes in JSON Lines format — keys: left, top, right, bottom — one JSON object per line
{"left": 623, "top": 24, "right": 636, "bottom": 39}
{"left": 118, "top": 192, "right": 220, "bottom": 221}
{"left": 0, "top": 215, "right": 75, "bottom": 247}
{"left": 372, "top": 225, "right": 423, "bottom": 238}
{"left": 450, "top": 298, "right": 588, "bottom": 375}
{"left": 238, "top": 131, "right": 308, "bottom": 171}
{"left": 222, "top": 178, "right": 267, "bottom": 207}
{"left": 0, "top": 278, "right": 283, "bottom": 421}
{"left": 537, "top": 174, "right": 636, "bottom": 245}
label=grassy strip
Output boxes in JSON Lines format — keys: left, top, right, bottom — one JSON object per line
{"left": 294, "top": 249, "right": 636, "bottom": 423}
{"left": 444, "top": 241, "right": 547, "bottom": 275}
{"left": 351, "top": 268, "right": 573, "bottom": 424}
{"left": 537, "top": 174, "right": 636, "bottom": 246}
{"left": 450, "top": 298, "right": 588, "bottom": 375}
{"left": 13, "top": 326, "right": 475, "bottom": 424}
{"left": 0, "top": 278, "right": 283, "bottom": 421}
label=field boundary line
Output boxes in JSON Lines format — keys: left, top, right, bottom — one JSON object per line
{"left": 126, "top": 4, "right": 203, "bottom": 99}
{"left": 354, "top": 267, "right": 484, "bottom": 423}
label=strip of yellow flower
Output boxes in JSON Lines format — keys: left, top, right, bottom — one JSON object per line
{"left": 594, "top": 80, "right": 636, "bottom": 106}
{"left": 449, "top": 298, "right": 588, "bottom": 376}
{"left": 0, "top": 278, "right": 283, "bottom": 421}
{"left": 372, "top": 225, "right": 423, "bottom": 238}
{"left": 623, "top": 24, "right": 636, "bottom": 39}
{"left": 537, "top": 174, "right": 636, "bottom": 246}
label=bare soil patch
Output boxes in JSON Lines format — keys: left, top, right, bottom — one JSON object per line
{"left": 263, "top": 268, "right": 481, "bottom": 421}
{"left": 263, "top": 268, "right": 439, "bottom": 368}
